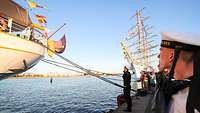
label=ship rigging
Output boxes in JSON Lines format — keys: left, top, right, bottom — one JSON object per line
{"left": 121, "top": 8, "right": 159, "bottom": 77}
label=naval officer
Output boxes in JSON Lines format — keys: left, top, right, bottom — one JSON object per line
{"left": 123, "top": 66, "right": 132, "bottom": 112}
{"left": 145, "top": 32, "right": 200, "bottom": 113}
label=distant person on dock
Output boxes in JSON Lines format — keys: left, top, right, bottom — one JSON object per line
{"left": 140, "top": 71, "right": 148, "bottom": 90}
{"left": 146, "top": 71, "right": 156, "bottom": 93}
{"left": 122, "top": 66, "right": 132, "bottom": 112}
{"left": 145, "top": 32, "right": 200, "bottom": 113}
{"left": 50, "top": 77, "right": 53, "bottom": 84}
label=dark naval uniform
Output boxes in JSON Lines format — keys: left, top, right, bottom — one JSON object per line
{"left": 123, "top": 69, "right": 132, "bottom": 112}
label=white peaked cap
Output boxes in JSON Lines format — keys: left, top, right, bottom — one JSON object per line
{"left": 160, "top": 33, "right": 200, "bottom": 113}
{"left": 161, "top": 32, "right": 200, "bottom": 46}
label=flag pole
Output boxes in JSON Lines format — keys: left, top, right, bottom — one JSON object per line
{"left": 48, "top": 23, "right": 66, "bottom": 39}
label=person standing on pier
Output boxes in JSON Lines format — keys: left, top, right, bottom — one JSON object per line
{"left": 122, "top": 66, "right": 132, "bottom": 112}
{"left": 140, "top": 71, "right": 148, "bottom": 90}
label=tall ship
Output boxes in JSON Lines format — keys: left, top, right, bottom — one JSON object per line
{"left": 0, "top": 0, "right": 47, "bottom": 80}
{"left": 121, "top": 8, "right": 158, "bottom": 78}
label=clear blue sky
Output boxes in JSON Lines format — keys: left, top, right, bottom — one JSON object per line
{"left": 15, "top": 0, "right": 200, "bottom": 74}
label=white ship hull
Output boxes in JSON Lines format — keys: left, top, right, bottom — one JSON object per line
{"left": 0, "top": 32, "right": 45, "bottom": 80}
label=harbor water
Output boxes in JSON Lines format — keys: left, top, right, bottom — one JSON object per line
{"left": 0, "top": 76, "right": 122, "bottom": 113}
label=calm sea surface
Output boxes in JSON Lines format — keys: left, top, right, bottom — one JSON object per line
{"left": 0, "top": 76, "right": 123, "bottom": 113}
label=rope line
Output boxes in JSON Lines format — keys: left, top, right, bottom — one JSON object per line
{"left": 42, "top": 59, "right": 75, "bottom": 67}
{"left": 43, "top": 45, "right": 137, "bottom": 92}
{"left": 41, "top": 59, "right": 85, "bottom": 74}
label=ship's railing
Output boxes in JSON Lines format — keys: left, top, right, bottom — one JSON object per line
{"left": 0, "top": 16, "right": 47, "bottom": 46}
{"left": 31, "top": 28, "right": 47, "bottom": 46}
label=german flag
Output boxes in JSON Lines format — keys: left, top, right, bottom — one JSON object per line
{"left": 35, "top": 15, "right": 47, "bottom": 24}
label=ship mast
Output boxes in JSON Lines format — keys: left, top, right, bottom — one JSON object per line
{"left": 121, "top": 8, "right": 158, "bottom": 77}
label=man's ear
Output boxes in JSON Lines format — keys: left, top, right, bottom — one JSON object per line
{"left": 169, "top": 52, "right": 174, "bottom": 63}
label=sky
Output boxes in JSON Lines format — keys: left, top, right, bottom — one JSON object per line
{"left": 15, "top": 0, "right": 200, "bottom": 74}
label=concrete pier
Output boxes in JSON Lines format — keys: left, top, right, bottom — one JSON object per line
{"left": 108, "top": 94, "right": 152, "bottom": 113}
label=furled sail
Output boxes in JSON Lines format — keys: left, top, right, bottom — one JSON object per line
{"left": 0, "top": 0, "right": 32, "bottom": 31}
